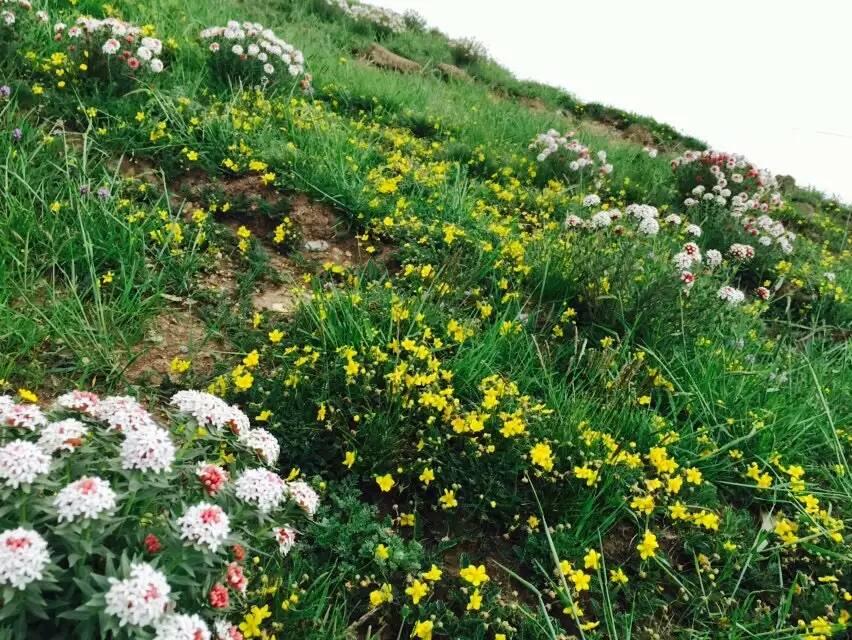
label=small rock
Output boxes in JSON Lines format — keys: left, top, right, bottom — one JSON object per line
{"left": 304, "top": 240, "right": 330, "bottom": 252}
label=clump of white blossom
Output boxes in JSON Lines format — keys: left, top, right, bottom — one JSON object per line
{"left": 530, "top": 129, "right": 614, "bottom": 176}
{"left": 54, "top": 17, "right": 165, "bottom": 74}
{"left": 326, "top": 0, "right": 406, "bottom": 33}
{"left": 199, "top": 20, "right": 307, "bottom": 84}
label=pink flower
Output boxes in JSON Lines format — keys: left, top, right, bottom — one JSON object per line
{"left": 225, "top": 562, "right": 247, "bottom": 593}
{"left": 144, "top": 533, "right": 162, "bottom": 554}
{"left": 197, "top": 463, "right": 229, "bottom": 495}
{"left": 209, "top": 583, "right": 229, "bottom": 609}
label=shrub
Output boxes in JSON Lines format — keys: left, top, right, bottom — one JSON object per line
{"left": 0, "top": 390, "right": 321, "bottom": 638}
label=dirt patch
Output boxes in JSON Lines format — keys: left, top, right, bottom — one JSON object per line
{"left": 623, "top": 123, "right": 655, "bottom": 147}
{"left": 123, "top": 309, "right": 226, "bottom": 385}
{"left": 288, "top": 193, "right": 363, "bottom": 266}
{"left": 518, "top": 96, "right": 549, "bottom": 113}
{"left": 364, "top": 43, "right": 422, "bottom": 73}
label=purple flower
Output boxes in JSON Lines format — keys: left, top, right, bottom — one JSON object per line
{"left": 0, "top": 86, "right": 10, "bottom": 99}
{"left": 12, "top": 128, "right": 22, "bottom": 142}
{"left": 79, "top": 185, "right": 90, "bottom": 196}
{"left": 97, "top": 186, "right": 111, "bottom": 200}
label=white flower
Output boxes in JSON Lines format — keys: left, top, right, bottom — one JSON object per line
{"left": 105, "top": 563, "right": 171, "bottom": 627}
{"left": 54, "top": 476, "right": 117, "bottom": 522}
{"left": 102, "top": 38, "right": 121, "bottom": 55}
{"left": 582, "top": 194, "right": 601, "bottom": 208}
{"left": 705, "top": 249, "right": 723, "bottom": 268}
{"left": 55, "top": 390, "right": 100, "bottom": 413}
{"left": 718, "top": 286, "right": 746, "bottom": 305}
{"left": 37, "top": 418, "right": 88, "bottom": 454}
{"left": 589, "top": 211, "right": 611, "bottom": 228}
{"left": 234, "top": 468, "right": 286, "bottom": 513}
{"left": 274, "top": 526, "right": 297, "bottom": 556}
{"left": 664, "top": 214, "right": 682, "bottom": 225}
{"left": 637, "top": 217, "right": 659, "bottom": 236}
{"left": 176, "top": 503, "right": 231, "bottom": 552}
{"left": 136, "top": 45, "right": 152, "bottom": 61}
{"left": 154, "top": 613, "right": 211, "bottom": 640}
{"left": 672, "top": 251, "right": 694, "bottom": 271}
{"left": 141, "top": 36, "right": 162, "bottom": 55}
{"left": 0, "top": 440, "right": 51, "bottom": 488}
{"left": 239, "top": 428, "right": 279, "bottom": 465}
{"left": 170, "top": 390, "right": 250, "bottom": 435}
{"left": 729, "top": 243, "right": 755, "bottom": 262}
{"left": 231, "top": 44, "right": 244, "bottom": 56}
{"left": 685, "top": 224, "right": 702, "bottom": 237}
{"left": 92, "top": 395, "right": 156, "bottom": 432}
{"left": 0, "top": 528, "right": 50, "bottom": 589}
{"left": 121, "top": 426, "right": 175, "bottom": 474}
{"left": 1, "top": 402, "right": 47, "bottom": 430}
{"left": 263, "top": 63, "right": 275, "bottom": 75}
{"left": 209, "top": 42, "right": 220, "bottom": 53}
{"left": 214, "top": 620, "right": 241, "bottom": 640}
{"left": 286, "top": 480, "right": 320, "bottom": 517}
{"left": 563, "top": 214, "right": 584, "bottom": 228}
{"left": 149, "top": 58, "right": 164, "bottom": 73}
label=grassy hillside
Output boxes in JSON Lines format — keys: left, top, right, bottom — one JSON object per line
{"left": 0, "top": 1, "right": 850, "bottom": 639}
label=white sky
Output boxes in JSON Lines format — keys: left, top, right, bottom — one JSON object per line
{"left": 365, "top": 0, "right": 852, "bottom": 203}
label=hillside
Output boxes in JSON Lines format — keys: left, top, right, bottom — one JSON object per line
{"left": 0, "top": 1, "right": 850, "bottom": 639}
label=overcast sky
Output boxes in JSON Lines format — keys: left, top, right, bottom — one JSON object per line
{"left": 365, "top": 0, "right": 852, "bottom": 203}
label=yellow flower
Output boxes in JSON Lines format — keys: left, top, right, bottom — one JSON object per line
{"left": 405, "top": 579, "right": 429, "bottom": 604}
{"left": 459, "top": 564, "right": 489, "bottom": 587}
{"left": 439, "top": 489, "right": 458, "bottom": 509}
{"left": 375, "top": 474, "right": 395, "bottom": 492}
{"left": 256, "top": 410, "right": 272, "bottom": 422}
{"left": 343, "top": 451, "right": 356, "bottom": 468}
{"left": 399, "top": 513, "right": 415, "bottom": 526}
{"left": 261, "top": 172, "right": 276, "bottom": 185}
{"left": 17, "top": 388, "right": 38, "bottom": 403}
{"left": 239, "top": 605, "right": 271, "bottom": 638}
{"left": 243, "top": 350, "right": 260, "bottom": 367}
{"left": 100, "top": 271, "right": 114, "bottom": 284}
{"left": 50, "top": 201, "right": 62, "bottom": 214}
{"left": 609, "top": 567, "right": 629, "bottom": 584}
{"left": 185, "top": 149, "right": 199, "bottom": 161}
{"left": 419, "top": 467, "right": 435, "bottom": 485}
{"left": 169, "top": 357, "right": 191, "bottom": 374}
{"left": 268, "top": 329, "right": 284, "bottom": 343}
{"left": 375, "top": 544, "right": 390, "bottom": 561}
{"left": 637, "top": 395, "right": 651, "bottom": 406}
{"left": 422, "top": 564, "right": 442, "bottom": 581}
{"left": 637, "top": 530, "right": 659, "bottom": 560}
{"left": 559, "top": 560, "right": 572, "bottom": 575}
{"left": 412, "top": 620, "right": 433, "bottom": 640}
{"left": 369, "top": 583, "right": 393, "bottom": 607}
{"left": 570, "top": 570, "right": 591, "bottom": 592}
{"left": 529, "top": 441, "right": 554, "bottom": 471}
{"left": 685, "top": 467, "right": 703, "bottom": 485}
{"left": 583, "top": 548, "right": 601, "bottom": 570}
{"left": 467, "top": 588, "right": 482, "bottom": 611}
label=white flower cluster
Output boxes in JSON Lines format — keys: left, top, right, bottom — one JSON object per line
{"left": 234, "top": 468, "right": 287, "bottom": 513}
{"left": 154, "top": 613, "right": 211, "bottom": 640}
{"left": 0, "top": 439, "right": 51, "bottom": 488}
{"left": 120, "top": 424, "right": 176, "bottom": 473}
{"left": 718, "top": 286, "right": 746, "bottom": 305}
{"left": 628, "top": 203, "right": 661, "bottom": 236}
{"left": 673, "top": 149, "right": 794, "bottom": 254}
{"left": 0, "top": 396, "right": 47, "bottom": 429}
{"left": 199, "top": 20, "right": 306, "bottom": 79}
{"left": 171, "top": 390, "right": 278, "bottom": 465}
{"left": 1, "top": 0, "right": 47, "bottom": 29}
{"left": 53, "top": 476, "right": 117, "bottom": 523}
{"left": 105, "top": 562, "right": 171, "bottom": 627}
{"left": 327, "top": 0, "right": 407, "bottom": 33}
{"left": 37, "top": 418, "right": 88, "bottom": 454}
{"left": 176, "top": 503, "right": 231, "bottom": 552}
{"left": 287, "top": 480, "right": 320, "bottom": 517}
{"left": 0, "top": 528, "right": 50, "bottom": 589}
{"left": 729, "top": 243, "right": 755, "bottom": 262}
{"left": 530, "top": 130, "right": 614, "bottom": 175}
{"left": 54, "top": 17, "right": 164, "bottom": 74}
{"left": 274, "top": 525, "right": 297, "bottom": 556}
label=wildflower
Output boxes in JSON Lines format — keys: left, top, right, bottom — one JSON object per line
{"left": 105, "top": 562, "right": 171, "bottom": 627}
{"left": 226, "top": 562, "right": 247, "bottom": 593}
{"left": 375, "top": 473, "right": 395, "bottom": 492}
{"left": 570, "top": 569, "right": 591, "bottom": 591}
{"left": 406, "top": 579, "right": 428, "bottom": 604}
{"left": 154, "top": 613, "right": 210, "bottom": 639}
{"left": 197, "top": 463, "right": 229, "bottom": 495}
{"left": 274, "top": 526, "right": 297, "bottom": 556}
{"left": 467, "top": 588, "right": 482, "bottom": 610}
{"left": 583, "top": 548, "right": 601, "bottom": 570}
{"left": 36, "top": 418, "right": 87, "bottom": 454}
{"left": 439, "top": 489, "right": 458, "bottom": 509}
{"left": 239, "top": 605, "right": 271, "bottom": 638}
{"left": 375, "top": 544, "right": 389, "bottom": 560}
{"left": 369, "top": 583, "right": 393, "bottom": 606}
{"left": 0, "top": 440, "right": 51, "bottom": 488}
{"left": 412, "top": 620, "right": 433, "bottom": 639}
{"left": 144, "top": 534, "right": 162, "bottom": 554}
{"left": 459, "top": 564, "right": 489, "bottom": 587}
{"left": 268, "top": 329, "right": 284, "bottom": 343}
{"left": 343, "top": 451, "right": 356, "bottom": 468}
{"left": 637, "top": 530, "right": 659, "bottom": 560}
{"left": 176, "top": 503, "right": 231, "bottom": 552}
{"left": 209, "top": 583, "right": 229, "bottom": 608}
{"left": 685, "top": 467, "right": 703, "bottom": 485}
{"left": 53, "top": 476, "right": 117, "bottom": 523}
{"left": 121, "top": 426, "right": 176, "bottom": 474}
{"left": 285, "top": 480, "right": 320, "bottom": 516}
{"left": 234, "top": 468, "right": 286, "bottom": 513}
{"left": 529, "top": 441, "right": 554, "bottom": 471}
{"left": 170, "top": 357, "right": 191, "bottom": 374}
{"left": 0, "top": 529, "right": 50, "bottom": 590}
{"left": 609, "top": 567, "right": 629, "bottom": 584}
{"left": 422, "top": 564, "right": 442, "bottom": 581}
